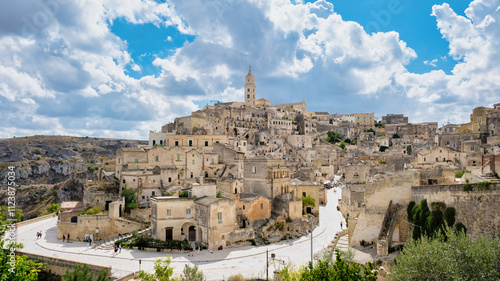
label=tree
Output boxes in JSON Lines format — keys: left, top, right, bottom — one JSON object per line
{"left": 390, "top": 228, "right": 500, "bottom": 281}
{"left": 122, "top": 188, "right": 137, "bottom": 213}
{"left": 302, "top": 195, "right": 315, "bottom": 214}
{"left": 40, "top": 203, "right": 60, "bottom": 216}
{"left": 339, "top": 142, "right": 346, "bottom": 150}
{"left": 392, "top": 133, "right": 400, "bottom": 139}
{"left": 325, "top": 131, "right": 343, "bottom": 144}
{"left": 0, "top": 224, "right": 44, "bottom": 280}
{"left": 366, "top": 128, "right": 376, "bottom": 135}
{"left": 62, "top": 264, "right": 109, "bottom": 281}
{"left": 180, "top": 264, "right": 204, "bottom": 281}
{"left": 138, "top": 256, "right": 174, "bottom": 281}
{"left": 344, "top": 138, "right": 352, "bottom": 145}
{"left": 278, "top": 250, "right": 378, "bottom": 281}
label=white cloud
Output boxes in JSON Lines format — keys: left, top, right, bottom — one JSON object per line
{"left": 0, "top": 0, "right": 499, "bottom": 139}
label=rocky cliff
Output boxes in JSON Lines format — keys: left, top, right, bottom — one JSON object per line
{"left": 0, "top": 135, "right": 146, "bottom": 218}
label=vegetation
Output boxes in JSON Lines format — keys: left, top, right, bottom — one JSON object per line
{"left": 406, "top": 145, "right": 412, "bottom": 155}
{"left": 216, "top": 190, "right": 223, "bottom": 198}
{"left": 339, "top": 142, "right": 346, "bottom": 150}
{"left": 374, "top": 121, "right": 384, "bottom": 128}
{"left": 477, "top": 181, "right": 491, "bottom": 191}
{"left": 301, "top": 195, "right": 315, "bottom": 210}
{"left": 79, "top": 206, "right": 103, "bottom": 215}
{"left": 408, "top": 200, "right": 464, "bottom": 239}
{"left": 0, "top": 213, "right": 44, "bottom": 280}
{"left": 0, "top": 206, "right": 23, "bottom": 222}
{"left": 455, "top": 170, "right": 471, "bottom": 178}
{"left": 324, "top": 131, "right": 344, "bottom": 144}
{"left": 179, "top": 191, "right": 189, "bottom": 198}
{"left": 463, "top": 179, "right": 473, "bottom": 193}
{"left": 344, "top": 138, "right": 352, "bottom": 144}
{"left": 138, "top": 256, "right": 175, "bottom": 281}
{"left": 40, "top": 203, "right": 60, "bottom": 216}
{"left": 392, "top": 133, "right": 400, "bottom": 139}
{"left": 122, "top": 188, "right": 137, "bottom": 213}
{"left": 366, "top": 128, "right": 376, "bottom": 135}
{"left": 180, "top": 264, "right": 204, "bottom": 281}
{"left": 62, "top": 264, "right": 109, "bottom": 281}
{"left": 379, "top": 145, "right": 389, "bottom": 152}
{"left": 390, "top": 228, "right": 500, "bottom": 281}
{"left": 278, "top": 249, "right": 378, "bottom": 280}
{"left": 227, "top": 274, "right": 245, "bottom": 281}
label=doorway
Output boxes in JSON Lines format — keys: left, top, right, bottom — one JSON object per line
{"left": 165, "top": 228, "right": 173, "bottom": 240}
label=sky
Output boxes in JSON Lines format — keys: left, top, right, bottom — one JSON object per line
{"left": 0, "top": 0, "right": 499, "bottom": 140}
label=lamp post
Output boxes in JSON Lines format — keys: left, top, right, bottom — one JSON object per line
{"left": 310, "top": 216, "right": 313, "bottom": 264}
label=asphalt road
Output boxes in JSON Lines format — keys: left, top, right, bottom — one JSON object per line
{"left": 15, "top": 186, "right": 344, "bottom": 280}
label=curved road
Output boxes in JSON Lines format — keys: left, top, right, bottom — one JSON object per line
{"left": 15, "top": 187, "right": 344, "bottom": 280}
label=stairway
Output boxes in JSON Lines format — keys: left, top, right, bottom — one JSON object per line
{"left": 334, "top": 235, "right": 349, "bottom": 253}
{"left": 97, "top": 227, "right": 151, "bottom": 250}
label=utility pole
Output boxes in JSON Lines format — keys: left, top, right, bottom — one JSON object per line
{"left": 266, "top": 248, "right": 269, "bottom": 281}
{"left": 310, "top": 216, "right": 313, "bottom": 265}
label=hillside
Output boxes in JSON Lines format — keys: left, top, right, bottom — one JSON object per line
{"left": 0, "top": 135, "right": 146, "bottom": 219}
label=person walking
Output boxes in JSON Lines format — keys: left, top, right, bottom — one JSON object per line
{"left": 62, "top": 234, "right": 65, "bottom": 242}
{"left": 119, "top": 244, "right": 121, "bottom": 253}
{"left": 340, "top": 221, "right": 343, "bottom": 229}
{"left": 39, "top": 230, "right": 42, "bottom": 239}
{"left": 36, "top": 232, "right": 39, "bottom": 239}
{"left": 67, "top": 233, "right": 70, "bottom": 242}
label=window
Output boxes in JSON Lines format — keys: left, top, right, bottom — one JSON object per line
{"left": 133, "top": 179, "right": 136, "bottom": 182}
{"left": 205, "top": 141, "right": 209, "bottom": 146}
{"left": 302, "top": 192, "right": 306, "bottom": 197}
{"left": 175, "top": 141, "right": 179, "bottom": 146}
{"left": 478, "top": 117, "right": 481, "bottom": 123}
{"left": 424, "top": 157, "right": 426, "bottom": 162}
{"left": 252, "top": 166, "right": 256, "bottom": 174}
{"left": 188, "top": 140, "right": 193, "bottom": 147}
{"left": 186, "top": 208, "right": 191, "bottom": 219}
{"left": 160, "top": 140, "right": 163, "bottom": 145}
{"left": 436, "top": 157, "right": 439, "bottom": 161}
{"left": 260, "top": 203, "right": 264, "bottom": 209}
{"left": 168, "top": 177, "right": 172, "bottom": 183}
{"left": 134, "top": 158, "right": 138, "bottom": 163}
{"left": 152, "top": 191, "right": 155, "bottom": 196}
{"left": 155, "top": 156, "right": 159, "bottom": 162}
{"left": 167, "top": 209, "right": 171, "bottom": 216}
{"left": 218, "top": 212, "right": 222, "bottom": 224}
{"left": 123, "top": 179, "right": 125, "bottom": 184}
{"left": 142, "top": 196, "right": 145, "bottom": 199}
{"left": 153, "top": 140, "right": 156, "bottom": 145}
{"left": 471, "top": 147, "right": 474, "bottom": 151}
{"left": 243, "top": 205, "right": 245, "bottom": 210}
{"left": 118, "top": 158, "right": 120, "bottom": 163}
{"left": 176, "top": 155, "right": 180, "bottom": 161}
{"left": 192, "top": 160, "right": 195, "bottom": 164}
{"left": 211, "top": 159, "right": 214, "bottom": 164}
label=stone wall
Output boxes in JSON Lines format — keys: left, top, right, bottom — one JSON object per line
{"left": 412, "top": 183, "right": 500, "bottom": 239}
{"left": 17, "top": 251, "right": 111, "bottom": 279}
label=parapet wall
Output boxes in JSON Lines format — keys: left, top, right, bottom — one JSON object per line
{"left": 412, "top": 183, "right": 500, "bottom": 239}
{"left": 16, "top": 251, "right": 111, "bottom": 279}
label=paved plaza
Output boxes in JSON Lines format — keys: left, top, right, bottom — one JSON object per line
{"left": 16, "top": 187, "right": 345, "bottom": 280}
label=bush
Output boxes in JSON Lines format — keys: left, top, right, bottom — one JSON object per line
{"left": 179, "top": 191, "right": 189, "bottom": 198}
{"left": 455, "top": 170, "right": 471, "bottom": 178}
{"left": 477, "top": 181, "right": 491, "bottom": 191}
{"left": 181, "top": 239, "right": 191, "bottom": 250}
{"left": 463, "top": 179, "right": 473, "bottom": 192}
{"left": 216, "top": 191, "right": 223, "bottom": 198}
{"left": 227, "top": 274, "right": 245, "bottom": 281}
{"left": 79, "top": 206, "right": 102, "bottom": 215}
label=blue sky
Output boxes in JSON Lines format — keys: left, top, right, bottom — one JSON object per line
{"left": 0, "top": 0, "right": 499, "bottom": 139}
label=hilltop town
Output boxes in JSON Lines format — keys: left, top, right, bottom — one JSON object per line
{"left": 49, "top": 68, "right": 500, "bottom": 254}
{"left": 1, "top": 69, "right": 499, "bottom": 279}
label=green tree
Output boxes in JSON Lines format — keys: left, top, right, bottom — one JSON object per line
{"left": 122, "top": 188, "right": 137, "bottom": 213}
{"left": 138, "top": 256, "right": 174, "bottom": 281}
{"left": 302, "top": 195, "right": 315, "bottom": 209}
{"left": 279, "top": 250, "right": 377, "bottom": 281}
{"left": 390, "top": 228, "right": 500, "bottom": 281}
{"left": 0, "top": 224, "right": 44, "bottom": 280}
{"left": 339, "top": 142, "right": 346, "bottom": 150}
{"left": 40, "top": 203, "right": 61, "bottom": 216}
{"left": 325, "top": 131, "right": 343, "bottom": 144}
{"left": 0, "top": 206, "right": 23, "bottom": 222}
{"left": 180, "top": 264, "right": 204, "bottom": 281}
{"left": 62, "top": 264, "right": 109, "bottom": 281}
{"left": 366, "top": 128, "right": 376, "bottom": 135}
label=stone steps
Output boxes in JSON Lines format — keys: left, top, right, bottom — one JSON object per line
{"left": 97, "top": 227, "right": 151, "bottom": 250}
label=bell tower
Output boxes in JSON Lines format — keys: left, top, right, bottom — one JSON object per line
{"left": 244, "top": 67, "right": 256, "bottom": 107}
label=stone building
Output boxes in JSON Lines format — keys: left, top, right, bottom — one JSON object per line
{"left": 381, "top": 114, "right": 408, "bottom": 124}
{"left": 243, "top": 156, "right": 290, "bottom": 198}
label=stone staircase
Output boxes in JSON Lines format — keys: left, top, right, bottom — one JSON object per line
{"left": 97, "top": 227, "right": 151, "bottom": 250}
{"left": 334, "top": 235, "right": 349, "bottom": 253}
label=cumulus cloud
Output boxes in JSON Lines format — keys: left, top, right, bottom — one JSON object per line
{"left": 0, "top": 0, "right": 499, "bottom": 139}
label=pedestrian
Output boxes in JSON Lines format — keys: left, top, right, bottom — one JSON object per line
{"left": 39, "top": 230, "right": 42, "bottom": 239}
{"left": 340, "top": 221, "right": 343, "bottom": 228}
{"left": 67, "top": 233, "right": 70, "bottom": 242}
{"left": 119, "top": 244, "right": 121, "bottom": 253}
{"left": 114, "top": 245, "right": 118, "bottom": 255}
{"left": 197, "top": 245, "right": 200, "bottom": 254}
{"left": 36, "top": 232, "right": 39, "bottom": 239}
{"left": 62, "top": 234, "right": 65, "bottom": 242}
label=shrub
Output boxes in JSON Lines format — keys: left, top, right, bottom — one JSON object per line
{"left": 79, "top": 206, "right": 102, "bottom": 215}
{"left": 463, "top": 179, "right": 473, "bottom": 192}
{"left": 477, "top": 181, "right": 491, "bottom": 191}
{"left": 179, "top": 191, "right": 189, "bottom": 198}
{"left": 216, "top": 191, "right": 223, "bottom": 198}
{"left": 181, "top": 239, "right": 191, "bottom": 250}
{"left": 455, "top": 170, "right": 471, "bottom": 178}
